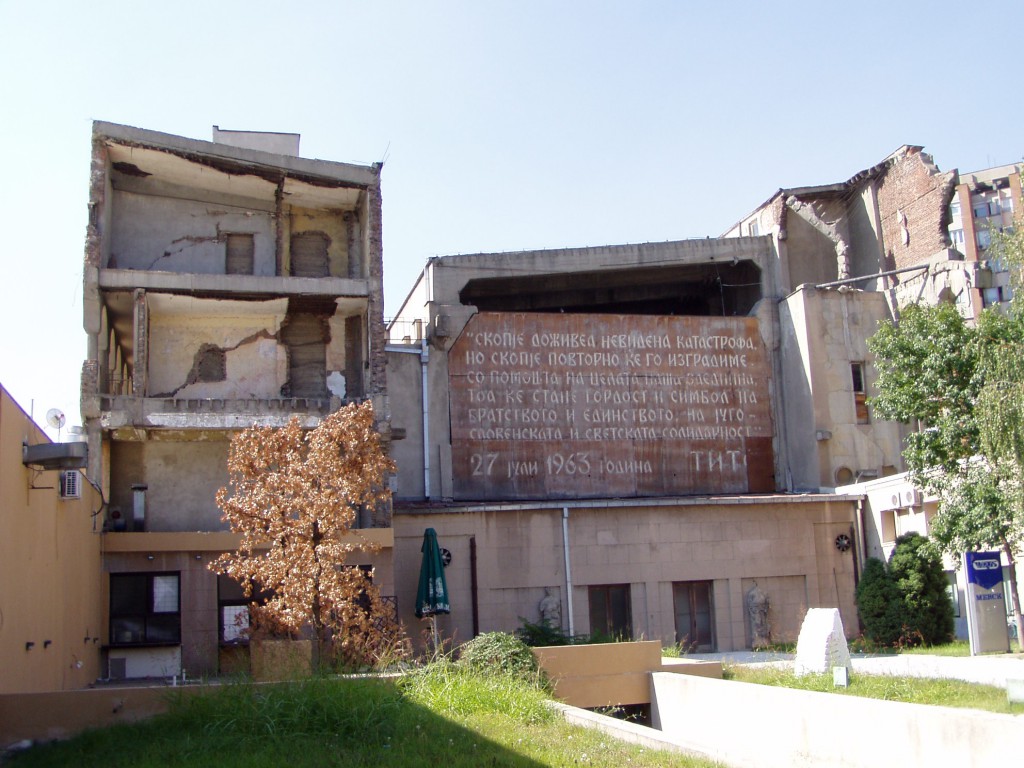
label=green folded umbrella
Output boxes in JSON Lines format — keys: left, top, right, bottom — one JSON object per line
{"left": 415, "top": 528, "right": 450, "bottom": 618}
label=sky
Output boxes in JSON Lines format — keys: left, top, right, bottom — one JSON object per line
{"left": 1, "top": 0, "right": 1021, "bottom": 437}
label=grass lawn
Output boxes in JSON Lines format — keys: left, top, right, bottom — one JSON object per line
{"left": 6, "top": 664, "right": 723, "bottom": 768}
{"left": 724, "top": 665, "right": 1024, "bottom": 715}
{"left": 897, "top": 640, "right": 971, "bottom": 656}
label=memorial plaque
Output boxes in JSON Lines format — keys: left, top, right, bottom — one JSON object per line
{"left": 449, "top": 312, "right": 775, "bottom": 500}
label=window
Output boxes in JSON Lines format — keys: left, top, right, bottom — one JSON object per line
{"left": 880, "top": 509, "right": 896, "bottom": 544}
{"left": 747, "top": 220, "right": 760, "bottom": 236}
{"left": 588, "top": 584, "right": 632, "bottom": 640}
{"left": 977, "top": 230, "right": 992, "bottom": 249}
{"left": 109, "top": 573, "right": 181, "bottom": 646}
{"left": 949, "top": 228, "right": 965, "bottom": 248}
{"left": 989, "top": 199, "right": 1002, "bottom": 217}
{"left": 290, "top": 232, "right": 330, "bottom": 277}
{"left": 851, "top": 362, "right": 869, "bottom": 424}
{"left": 949, "top": 199, "right": 961, "bottom": 219}
{"left": 218, "top": 574, "right": 250, "bottom": 644}
{"left": 974, "top": 203, "right": 989, "bottom": 219}
{"left": 225, "top": 233, "right": 255, "bottom": 275}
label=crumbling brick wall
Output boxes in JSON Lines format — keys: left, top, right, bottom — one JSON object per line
{"left": 876, "top": 148, "right": 955, "bottom": 271}
{"left": 365, "top": 170, "right": 387, "bottom": 399}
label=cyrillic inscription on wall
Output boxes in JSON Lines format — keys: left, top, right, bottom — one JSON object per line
{"left": 449, "top": 313, "right": 774, "bottom": 500}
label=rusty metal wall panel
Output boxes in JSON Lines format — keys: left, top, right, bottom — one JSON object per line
{"left": 448, "top": 313, "right": 775, "bottom": 500}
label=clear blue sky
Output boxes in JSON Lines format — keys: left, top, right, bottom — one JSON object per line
{"left": 1, "top": 0, "right": 1021, "bottom": 435}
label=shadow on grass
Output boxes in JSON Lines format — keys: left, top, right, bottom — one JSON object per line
{"left": 6, "top": 678, "right": 547, "bottom": 768}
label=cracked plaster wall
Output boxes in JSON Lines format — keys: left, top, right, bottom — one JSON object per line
{"left": 147, "top": 299, "right": 289, "bottom": 399}
{"left": 109, "top": 191, "right": 275, "bottom": 274}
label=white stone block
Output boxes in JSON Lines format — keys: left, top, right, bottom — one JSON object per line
{"left": 1008, "top": 678, "right": 1024, "bottom": 704}
{"left": 793, "top": 607, "right": 852, "bottom": 677}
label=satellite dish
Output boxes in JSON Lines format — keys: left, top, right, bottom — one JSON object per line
{"left": 46, "top": 408, "right": 66, "bottom": 441}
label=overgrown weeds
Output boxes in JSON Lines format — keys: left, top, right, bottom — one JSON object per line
{"left": 8, "top": 664, "right": 722, "bottom": 767}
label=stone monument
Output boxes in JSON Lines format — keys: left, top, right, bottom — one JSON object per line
{"left": 793, "top": 608, "right": 852, "bottom": 677}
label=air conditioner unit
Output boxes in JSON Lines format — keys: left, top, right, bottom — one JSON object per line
{"left": 60, "top": 470, "right": 81, "bottom": 499}
{"left": 902, "top": 488, "right": 921, "bottom": 507}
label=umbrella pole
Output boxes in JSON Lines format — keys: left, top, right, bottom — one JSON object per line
{"left": 431, "top": 615, "right": 439, "bottom": 656}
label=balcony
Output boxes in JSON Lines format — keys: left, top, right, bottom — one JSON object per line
{"left": 99, "top": 395, "right": 344, "bottom": 431}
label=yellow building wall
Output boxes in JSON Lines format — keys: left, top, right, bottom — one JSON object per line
{"left": 0, "top": 387, "right": 104, "bottom": 693}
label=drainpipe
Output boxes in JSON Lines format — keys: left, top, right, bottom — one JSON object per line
{"left": 562, "top": 507, "right": 575, "bottom": 637}
{"left": 854, "top": 498, "right": 867, "bottom": 581}
{"left": 420, "top": 337, "right": 430, "bottom": 499}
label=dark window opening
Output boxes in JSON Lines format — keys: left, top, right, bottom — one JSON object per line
{"left": 851, "top": 362, "right": 869, "bottom": 424}
{"left": 110, "top": 572, "right": 181, "bottom": 646}
{"left": 459, "top": 261, "right": 762, "bottom": 316}
{"left": 588, "top": 584, "right": 632, "bottom": 640}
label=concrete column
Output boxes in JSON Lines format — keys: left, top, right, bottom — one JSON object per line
{"left": 132, "top": 289, "right": 148, "bottom": 397}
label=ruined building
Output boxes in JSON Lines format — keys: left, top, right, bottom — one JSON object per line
{"left": 80, "top": 123, "right": 392, "bottom": 678}
{"left": 384, "top": 145, "right": 1011, "bottom": 650}
{"left": 386, "top": 236, "right": 879, "bottom": 650}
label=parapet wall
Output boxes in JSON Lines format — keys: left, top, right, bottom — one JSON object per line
{"left": 649, "top": 671, "right": 1023, "bottom": 768}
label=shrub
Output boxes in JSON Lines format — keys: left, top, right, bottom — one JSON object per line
{"left": 458, "top": 631, "right": 540, "bottom": 680}
{"left": 887, "top": 533, "right": 955, "bottom": 646}
{"left": 855, "top": 535, "right": 956, "bottom": 648}
{"left": 517, "top": 618, "right": 572, "bottom": 647}
{"left": 855, "top": 556, "right": 905, "bottom": 646}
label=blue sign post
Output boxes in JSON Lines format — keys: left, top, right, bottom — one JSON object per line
{"left": 964, "top": 551, "right": 1009, "bottom": 655}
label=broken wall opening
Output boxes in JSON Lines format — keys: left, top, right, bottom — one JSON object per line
{"left": 281, "top": 298, "right": 334, "bottom": 398}
{"left": 459, "top": 261, "right": 763, "bottom": 316}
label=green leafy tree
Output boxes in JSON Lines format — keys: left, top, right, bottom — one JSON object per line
{"left": 868, "top": 226, "right": 1024, "bottom": 649}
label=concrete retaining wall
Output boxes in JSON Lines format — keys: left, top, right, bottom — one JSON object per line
{"left": 531, "top": 642, "right": 721, "bottom": 708}
{"left": 649, "top": 672, "right": 1024, "bottom": 768}
{"left": 1, "top": 685, "right": 206, "bottom": 749}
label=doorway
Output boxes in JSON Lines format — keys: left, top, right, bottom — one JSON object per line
{"left": 673, "top": 580, "right": 715, "bottom": 652}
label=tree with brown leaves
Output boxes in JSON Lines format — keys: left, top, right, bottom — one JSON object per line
{"left": 210, "top": 401, "right": 398, "bottom": 667}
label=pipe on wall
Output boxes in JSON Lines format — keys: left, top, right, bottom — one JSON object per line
{"left": 419, "top": 337, "right": 430, "bottom": 499}
{"left": 562, "top": 507, "right": 575, "bottom": 637}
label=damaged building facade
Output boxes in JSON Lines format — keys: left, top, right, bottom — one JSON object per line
{"left": 729, "top": 148, "right": 1024, "bottom": 637}
{"left": 385, "top": 145, "right": 1017, "bottom": 650}
{"left": 80, "top": 123, "right": 392, "bottom": 678}
{"left": 36, "top": 127, "right": 1012, "bottom": 684}
{"left": 386, "top": 234, "right": 888, "bottom": 650}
